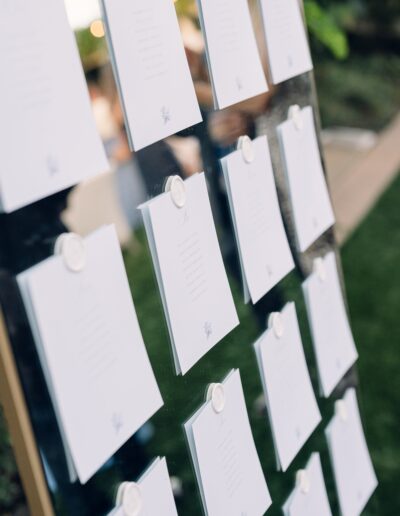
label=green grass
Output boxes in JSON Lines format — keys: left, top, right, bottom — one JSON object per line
{"left": 340, "top": 173, "right": 400, "bottom": 514}
{"left": 0, "top": 175, "right": 399, "bottom": 514}
{"left": 124, "top": 173, "right": 400, "bottom": 515}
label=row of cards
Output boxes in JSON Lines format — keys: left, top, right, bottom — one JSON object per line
{"left": 18, "top": 213, "right": 356, "bottom": 484}
{"left": 107, "top": 372, "right": 377, "bottom": 516}
{"left": 1, "top": 0, "right": 312, "bottom": 212}
{"left": 140, "top": 118, "right": 335, "bottom": 374}
{"left": 185, "top": 371, "right": 377, "bottom": 516}
{"left": 101, "top": 0, "right": 313, "bottom": 146}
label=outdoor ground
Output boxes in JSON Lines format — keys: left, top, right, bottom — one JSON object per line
{"left": 341, "top": 173, "right": 400, "bottom": 515}
{"left": 124, "top": 173, "right": 400, "bottom": 515}
{"left": 0, "top": 172, "right": 399, "bottom": 514}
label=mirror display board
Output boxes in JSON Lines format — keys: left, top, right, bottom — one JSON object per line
{"left": 0, "top": 1, "right": 377, "bottom": 515}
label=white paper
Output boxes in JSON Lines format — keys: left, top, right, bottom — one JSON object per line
{"left": 17, "top": 225, "right": 163, "bottom": 484}
{"left": 277, "top": 106, "right": 335, "bottom": 252}
{"left": 221, "top": 135, "right": 294, "bottom": 304}
{"left": 197, "top": 0, "right": 268, "bottom": 109}
{"left": 0, "top": 0, "right": 108, "bottom": 212}
{"left": 259, "top": 0, "right": 313, "bottom": 84}
{"left": 185, "top": 369, "right": 272, "bottom": 516}
{"left": 141, "top": 173, "right": 239, "bottom": 375}
{"left": 101, "top": 0, "right": 202, "bottom": 151}
{"left": 302, "top": 252, "right": 358, "bottom": 397}
{"left": 283, "top": 453, "right": 332, "bottom": 516}
{"left": 254, "top": 302, "right": 321, "bottom": 471}
{"left": 110, "top": 457, "right": 178, "bottom": 516}
{"left": 326, "top": 389, "right": 378, "bottom": 516}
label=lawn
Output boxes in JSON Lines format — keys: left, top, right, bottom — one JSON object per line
{"left": 340, "top": 173, "right": 400, "bottom": 514}
{"left": 0, "top": 174, "right": 399, "bottom": 514}
{"left": 123, "top": 173, "right": 400, "bottom": 515}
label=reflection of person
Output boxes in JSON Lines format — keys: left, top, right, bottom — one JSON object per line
{"left": 182, "top": 1, "right": 275, "bottom": 151}
{"left": 180, "top": 4, "right": 284, "bottom": 324}
{"left": 86, "top": 66, "right": 187, "bottom": 225}
{"left": 110, "top": 96, "right": 189, "bottom": 196}
{"left": 87, "top": 71, "right": 119, "bottom": 158}
{"left": 86, "top": 5, "right": 283, "bottom": 322}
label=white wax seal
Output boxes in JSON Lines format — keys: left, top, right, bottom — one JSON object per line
{"left": 237, "top": 135, "right": 255, "bottom": 164}
{"left": 335, "top": 399, "right": 348, "bottom": 422}
{"left": 268, "top": 312, "right": 284, "bottom": 339}
{"left": 288, "top": 104, "right": 304, "bottom": 131}
{"left": 116, "top": 482, "right": 130, "bottom": 507}
{"left": 296, "top": 469, "right": 311, "bottom": 494}
{"left": 54, "top": 233, "right": 86, "bottom": 272}
{"left": 165, "top": 175, "right": 186, "bottom": 208}
{"left": 314, "top": 257, "right": 327, "bottom": 282}
{"left": 54, "top": 233, "right": 68, "bottom": 256}
{"left": 206, "top": 383, "right": 226, "bottom": 413}
{"left": 120, "top": 482, "right": 142, "bottom": 516}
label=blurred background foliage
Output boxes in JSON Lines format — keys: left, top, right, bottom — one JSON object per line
{"left": 76, "top": 0, "right": 400, "bottom": 61}
{"left": 76, "top": 0, "right": 400, "bottom": 130}
{"left": 86, "top": 0, "right": 353, "bottom": 61}
{"left": 303, "top": 0, "right": 349, "bottom": 60}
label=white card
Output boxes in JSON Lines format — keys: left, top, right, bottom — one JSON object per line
{"left": 197, "top": 0, "right": 268, "bottom": 109}
{"left": 277, "top": 106, "right": 335, "bottom": 252}
{"left": 254, "top": 302, "right": 321, "bottom": 471}
{"left": 326, "top": 389, "right": 378, "bottom": 516}
{"left": 101, "top": 0, "right": 202, "bottom": 151}
{"left": 0, "top": 0, "right": 108, "bottom": 213}
{"left": 259, "top": 0, "right": 313, "bottom": 84}
{"left": 283, "top": 453, "right": 332, "bottom": 516}
{"left": 110, "top": 457, "right": 178, "bottom": 516}
{"left": 185, "top": 369, "right": 272, "bottom": 516}
{"left": 17, "top": 225, "right": 163, "bottom": 484}
{"left": 140, "top": 173, "right": 239, "bottom": 375}
{"left": 302, "top": 252, "right": 358, "bottom": 397}
{"left": 221, "top": 135, "right": 294, "bottom": 304}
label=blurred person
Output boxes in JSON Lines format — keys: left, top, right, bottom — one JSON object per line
{"left": 181, "top": 2, "right": 275, "bottom": 151}
{"left": 86, "top": 68, "right": 120, "bottom": 159}
{"left": 179, "top": 3, "right": 284, "bottom": 325}
{"left": 110, "top": 95, "right": 190, "bottom": 198}
{"left": 86, "top": 68, "right": 150, "bottom": 229}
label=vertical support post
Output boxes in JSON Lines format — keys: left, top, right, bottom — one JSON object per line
{"left": 0, "top": 309, "right": 54, "bottom": 516}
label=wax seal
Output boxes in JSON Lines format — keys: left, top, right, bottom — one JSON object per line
{"left": 54, "top": 233, "right": 86, "bottom": 273}
{"left": 268, "top": 312, "right": 284, "bottom": 339}
{"left": 116, "top": 482, "right": 142, "bottom": 516}
{"left": 314, "top": 257, "right": 327, "bottom": 282}
{"left": 335, "top": 399, "right": 348, "bottom": 422}
{"left": 296, "top": 469, "right": 311, "bottom": 494}
{"left": 237, "top": 135, "right": 255, "bottom": 164}
{"left": 206, "top": 383, "right": 226, "bottom": 413}
{"left": 288, "top": 104, "right": 304, "bottom": 131}
{"left": 165, "top": 175, "right": 186, "bottom": 208}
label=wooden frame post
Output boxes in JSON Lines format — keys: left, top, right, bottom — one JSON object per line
{"left": 0, "top": 309, "right": 54, "bottom": 516}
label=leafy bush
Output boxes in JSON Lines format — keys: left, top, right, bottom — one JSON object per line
{"left": 304, "top": 0, "right": 349, "bottom": 59}
{"left": 175, "top": 0, "right": 350, "bottom": 60}
{"left": 359, "top": 0, "right": 400, "bottom": 28}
